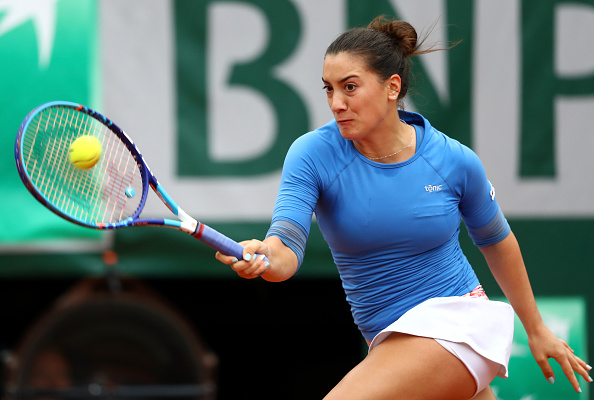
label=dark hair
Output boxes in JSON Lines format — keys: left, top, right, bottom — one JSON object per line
{"left": 325, "top": 16, "right": 440, "bottom": 108}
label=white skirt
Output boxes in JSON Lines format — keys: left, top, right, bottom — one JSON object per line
{"left": 368, "top": 296, "right": 514, "bottom": 379}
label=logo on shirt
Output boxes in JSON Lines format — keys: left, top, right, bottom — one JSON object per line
{"left": 489, "top": 181, "right": 496, "bottom": 200}
{"left": 424, "top": 185, "right": 442, "bottom": 193}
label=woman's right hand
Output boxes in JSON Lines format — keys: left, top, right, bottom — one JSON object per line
{"left": 215, "top": 239, "right": 270, "bottom": 279}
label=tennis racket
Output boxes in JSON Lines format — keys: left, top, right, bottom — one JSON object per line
{"left": 14, "top": 101, "right": 267, "bottom": 263}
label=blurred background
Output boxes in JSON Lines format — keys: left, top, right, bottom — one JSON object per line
{"left": 0, "top": 0, "right": 593, "bottom": 399}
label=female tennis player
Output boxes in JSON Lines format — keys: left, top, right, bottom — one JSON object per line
{"left": 215, "top": 16, "right": 592, "bottom": 399}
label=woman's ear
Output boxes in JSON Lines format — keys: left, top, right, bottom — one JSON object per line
{"left": 386, "top": 74, "right": 402, "bottom": 100}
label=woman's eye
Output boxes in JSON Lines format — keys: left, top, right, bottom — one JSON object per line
{"left": 322, "top": 85, "right": 333, "bottom": 93}
{"left": 345, "top": 83, "right": 356, "bottom": 91}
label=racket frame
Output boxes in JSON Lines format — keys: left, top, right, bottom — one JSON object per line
{"left": 15, "top": 101, "right": 251, "bottom": 261}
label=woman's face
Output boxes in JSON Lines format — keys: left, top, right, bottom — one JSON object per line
{"left": 322, "top": 52, "right": 397, "bottom": 141}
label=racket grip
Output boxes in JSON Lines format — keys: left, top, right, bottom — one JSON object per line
{"left": 192, "top": 223, "right": 269, "bottom": 264}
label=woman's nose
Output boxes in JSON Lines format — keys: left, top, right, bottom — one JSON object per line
{"left": 330, "top": 93, "right": 347, "bottom": 112}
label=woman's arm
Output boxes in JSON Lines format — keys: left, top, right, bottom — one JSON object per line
{"left": 479, "top": 231, "right": 592, "bottom": 392}
{"left": 215, "top": 235, "right": 299, "bottom": 282}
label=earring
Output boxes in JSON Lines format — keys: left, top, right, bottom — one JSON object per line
{"left": 387, "top": 86, "right": 398, "bottom": 99}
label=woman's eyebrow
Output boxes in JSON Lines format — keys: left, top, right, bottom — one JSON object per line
{"left": 321, "top": 75, "right": 359, "bottom": 84}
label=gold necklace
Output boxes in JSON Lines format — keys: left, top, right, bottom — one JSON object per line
{"left": 368, "top": 121, "right": 414, "bottom": 161}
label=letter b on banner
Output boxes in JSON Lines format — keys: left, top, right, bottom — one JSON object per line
{"left": 174, "top": 0, "right": 308, "bottom": 176}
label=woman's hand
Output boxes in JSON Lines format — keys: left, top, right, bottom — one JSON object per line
{"left": 215, "top": 239, "right": 270, "bottom": 279}
{"left": 527, "top": 322, "right": 592, "bottom": 393}
{"left": 480, "top": 233, "right": 592, "bottom": 393}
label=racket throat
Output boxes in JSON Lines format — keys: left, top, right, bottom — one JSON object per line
{"left": 177, "top": 208, "right": 198, "bottom": 232}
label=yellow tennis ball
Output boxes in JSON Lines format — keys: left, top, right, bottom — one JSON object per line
{"left": 69, "top": 135, "right": 102, "bottom": 169}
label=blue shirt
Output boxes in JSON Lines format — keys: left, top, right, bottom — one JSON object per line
{"left": 267, "top": 111, "right": 510, "bottom": 341}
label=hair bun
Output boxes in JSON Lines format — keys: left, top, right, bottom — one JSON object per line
{"left": 368, "top": 16, "right": 418, "bottom": 57}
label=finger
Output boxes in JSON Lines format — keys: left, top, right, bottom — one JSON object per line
{"left": 241, "top": 262, "right": 261, "bottom": 276}
{"left": 242, "top": 251, "right": 266, "bottom": 264}
{"left": 535, "top": 356, "right": 556, "bottom": 385}
{"left": 231, "top": 262, "right": 260, "bottom": 280}
{"left": 242, "top": 239, "right": 271, "bottom": 260}
{"left": 570, "top": 353, "right": 593, "bottom": 383}
{"left": 258, "top": 265, "right": 269, "bottom": 276}
{"left": 256, "top": 254, "right": 270, "bottom": 277}
{"left": 242, "top": 239, "right": 263, "bottom": 254}
{"left": 553, "top": 339, "right": 591, "bottom": 385}
{"left": 561, "top": 340, "right": 574, "bottom": 353}
{"left": 229, "top": 253, "right": 267, "bottom": 279}
{"left": 243, "top": 254, "right": 269, "bottom": 277}
{"left": 572, "top": 354, "right": 588, "bottom": 370}
{"left": 258, "top": 257, "right": 270, "bottom": 276}
{"left": 557, "top": 353, "right": 582, "bottom": 393}
{"left": 239, "top": 265, "right": 267, "bottom": 279}
{"left": 229, "top": 255, "right": 252, "bottom": 272}
{"left": 244, "top": 265, "right": 268, "bottom": 278}
{"left": 215, "top": 251, "right": 237, "bottom": 265}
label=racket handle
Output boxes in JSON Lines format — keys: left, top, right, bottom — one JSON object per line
{"left": 192, "top": 223, "right": 270, "bottom": 263}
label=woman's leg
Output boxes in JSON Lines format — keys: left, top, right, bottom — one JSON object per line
{"left": 324, "top": 332, "right": 477, "bottom": 400}
{"left": 473, "top": 386, "right": 497, "bottom": 400}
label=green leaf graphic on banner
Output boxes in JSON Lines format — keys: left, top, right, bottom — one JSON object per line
{"left": 0, "top": 0, "right": 102, "bottom": 248}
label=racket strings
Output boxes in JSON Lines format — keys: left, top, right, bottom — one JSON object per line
{"left": 101, "top": 130, "right": 143, "bottom": 222}
{"left": 20, "top": 106, "right": 144, "bottom": 225}
{"left": 45, "top": 109, "right": 90, "bottom": 220}
{"left": 34, "top": 108, "right": 102, "bottom": 222}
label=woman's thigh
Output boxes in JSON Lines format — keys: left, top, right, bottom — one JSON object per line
{"left": 324, "top": 332, "right": 477, "bottom": 400}
{"left": 473, "top": 386, "right": 496, "bottom": 400}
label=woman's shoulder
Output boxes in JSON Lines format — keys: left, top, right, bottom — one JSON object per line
{"left": 412, "top": 113, "right": 485, "bottom": 188}
{"left": 413, "top": 115, "right": 477, "bottom": 164}
{"left": 283, "top": 120, "right": 357, "bottom": 187}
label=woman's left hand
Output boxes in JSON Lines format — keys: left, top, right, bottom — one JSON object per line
{"left": 527, "top": 323, "right": 592, "bottom": 393}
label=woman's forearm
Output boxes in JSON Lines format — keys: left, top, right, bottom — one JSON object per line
{"left": 260, "top": 235, "right": 300, "bottom": 282}
{"left": 479, "top": 231, "right": 544, "bottom": 333}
